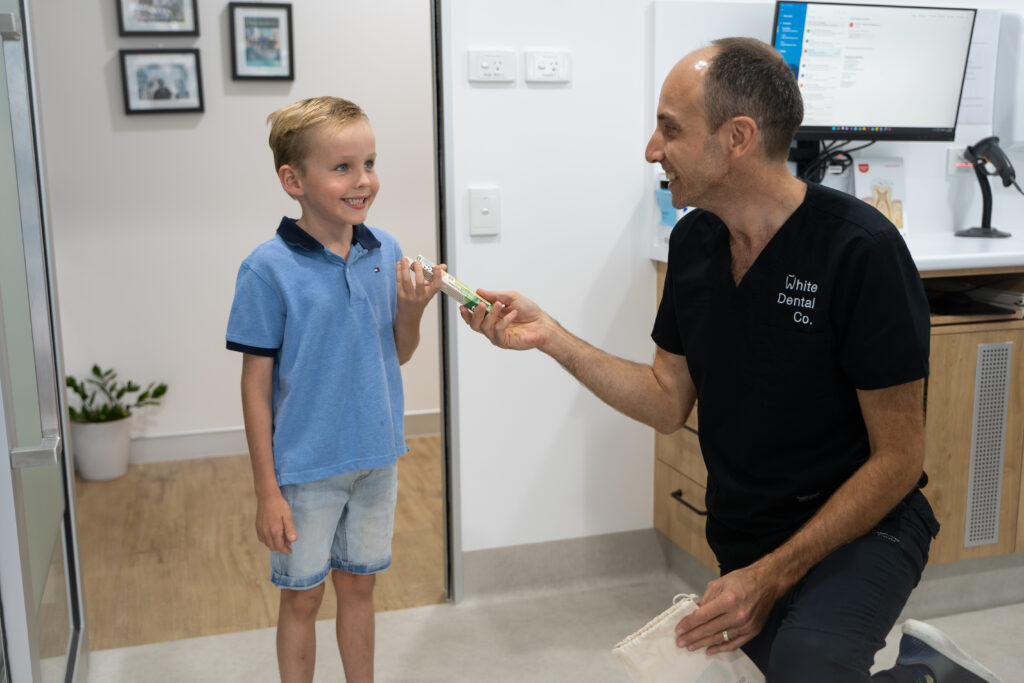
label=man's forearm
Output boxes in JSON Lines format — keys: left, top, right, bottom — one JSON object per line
{"left": 540, "top": 319, "right": 693, "bottom": 433}
{"left": 755, "top": 443, "right": 923, "bottom": 594}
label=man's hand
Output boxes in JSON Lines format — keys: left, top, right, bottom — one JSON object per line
{"left": 459, "top": 289, "right": 554, "bottom": 351}
{"left": 396, "top": 257, "right": 444, "bottom": 315}
{"left": 675, "top": 562, "right": 782, "bottom": 655}
{"left": 255, "top": 492, "right": 298, "bottom": 554}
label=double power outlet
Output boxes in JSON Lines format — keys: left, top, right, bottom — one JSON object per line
{"left": 467, "top": 50, "right": 571, "bottom": 83}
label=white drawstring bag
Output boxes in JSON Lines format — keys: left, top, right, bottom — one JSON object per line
{"left": 612, "top": 594, "right": 765, "bottom": 683}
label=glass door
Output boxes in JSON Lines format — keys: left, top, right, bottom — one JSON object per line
{"left": 0, "top": 1, "right": 85, "bottom": 681}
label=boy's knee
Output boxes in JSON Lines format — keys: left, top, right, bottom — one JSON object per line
{"left": 332, "top": 570, "right": 376, "bottom": 599}
{"left": 280, "top": 582, "right": 326, "bottom": 617}
{"left": 766, "top": 628, "right": 869, "bottom": 683}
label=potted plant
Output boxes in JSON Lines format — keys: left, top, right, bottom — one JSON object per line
{"left": 66, "top": 365, "right": 168, "bottom": 481}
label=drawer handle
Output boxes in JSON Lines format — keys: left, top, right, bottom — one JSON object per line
{"left": 670, "top": 489, "right": 707, "bottom": 516}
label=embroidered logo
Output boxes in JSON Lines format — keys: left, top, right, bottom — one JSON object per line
{"left": 777, "top": 273, "right": 819, "bottom": 327}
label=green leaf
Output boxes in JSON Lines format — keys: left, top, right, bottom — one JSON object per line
{"left": 64, "top": 366, "right": 167, "bottom": 421}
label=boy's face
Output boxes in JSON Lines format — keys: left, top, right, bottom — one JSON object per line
{"left": 288, "top": 119, "right": 379, "bottom": 232}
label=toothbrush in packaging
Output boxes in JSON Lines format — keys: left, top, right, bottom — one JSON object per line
{"left": 410, "top": 255, "right": 492, "bottom": 313}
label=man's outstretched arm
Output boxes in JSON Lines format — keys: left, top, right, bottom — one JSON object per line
{"left": 461, "top": 288, "right": 696, "bottom": 434}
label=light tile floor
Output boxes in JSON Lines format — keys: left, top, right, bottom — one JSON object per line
{"left": 85, "top": 574, "right": 1023, "bottom": 682}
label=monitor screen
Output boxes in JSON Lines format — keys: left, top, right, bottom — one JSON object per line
{"left": 772, "top": 2, "right": 976, "bottom": 141}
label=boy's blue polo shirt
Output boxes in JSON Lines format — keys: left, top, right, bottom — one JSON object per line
{"left": 226, "top": 217, "right": 408, "bottom": 485}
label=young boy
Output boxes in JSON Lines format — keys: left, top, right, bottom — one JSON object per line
{"left": 226, "top": 96, "right": 443, "bottom": 683}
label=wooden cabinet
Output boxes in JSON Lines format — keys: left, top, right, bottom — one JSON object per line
{"left": 652, "top": 262, "right": 1024, "bottom": 569}
{"left": 924, "top": 321, "right": 1024, "bottom": 563}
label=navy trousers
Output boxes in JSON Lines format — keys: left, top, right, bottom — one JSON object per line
{"left": 734, "top": 490, "right": 940, "bottom": 683}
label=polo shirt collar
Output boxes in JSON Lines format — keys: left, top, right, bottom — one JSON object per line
{"left": 276, "top": 217, "right": 382, "bottom": 251}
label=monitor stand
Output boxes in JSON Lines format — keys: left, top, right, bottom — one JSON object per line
{"left": 956, "top": 163, "right": 1011, "bottom": 237}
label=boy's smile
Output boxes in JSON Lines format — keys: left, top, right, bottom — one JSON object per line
{"left": 287, "top": 119, "right": 380, "bottom": 244}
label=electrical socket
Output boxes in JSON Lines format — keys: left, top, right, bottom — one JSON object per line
{"left": 468, "top": 50, "right": 516, "bottom": 83}
{"left": 524, "top": 50, "right": 572, "bottom": 83}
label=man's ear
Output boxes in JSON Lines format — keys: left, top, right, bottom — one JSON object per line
{"left": 724, "top": 116, "right": 758, "bottom": 158}
{"left": 278, "top": 164, "right": 303, "bottom": 198}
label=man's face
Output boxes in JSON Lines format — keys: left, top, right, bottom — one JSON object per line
{"left": 645, "top": 51, "right": 728, "bottom": 210}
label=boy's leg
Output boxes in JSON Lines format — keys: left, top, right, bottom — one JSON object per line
{"left": 271, "top": 474, "right": 354, "bottom": 682}
{"left": 277, "top": 583, "right": 327, "bottom": 683}
{"left": 329, "top": 463, "right": 398, "bottom": 683}
{"left": 332, "top": 570, "right": 377, "bottom": 683}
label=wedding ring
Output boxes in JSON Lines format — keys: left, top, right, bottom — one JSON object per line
{"left": 722, "top": 630, "right": 730, "bottom": 643}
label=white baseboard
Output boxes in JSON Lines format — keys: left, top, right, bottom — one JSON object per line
{"left": 129, "top": 410, "right": 441, "bottom": 465}
{"left": 129, "top": 427, "right": 249, "bottom": 465}
{"left": 404, "top": 409, "right": 442, "bottom": 438}
{"left": 462, "top": 529, "right": 675, "bottom": 602}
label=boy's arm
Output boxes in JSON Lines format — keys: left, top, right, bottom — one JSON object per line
{"left": 393, "top": 258, "right": 444, "bottom": 365}
{"left": 241, "top": 353, "right": 297, "bottom": 554}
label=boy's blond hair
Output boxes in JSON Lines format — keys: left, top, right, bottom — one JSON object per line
{"left": 266, "top": 96, "right": 367, "bottom": 172}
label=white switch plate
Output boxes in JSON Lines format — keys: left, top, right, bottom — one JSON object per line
{"left": 468, "top": 50, "right": 516, "bottom": 83}
{"left": 468, "top": 187, "right": 500, "bottom": 236}
{"left": 524, "top": 50, "right": 571, "bottom": 83}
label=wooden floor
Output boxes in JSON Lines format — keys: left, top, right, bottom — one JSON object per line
{"left": 73, "top": 437, "right": 446, "bottom": 650}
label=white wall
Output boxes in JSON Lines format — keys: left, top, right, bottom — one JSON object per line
{"left": 29, "top": 0, "right": 441, "bottom": 451}
{"left": 445, "top": 0, "right": 1024, "bottom": 554}
{"left": 447, "top": 0, "right": 659, "bottom": 552}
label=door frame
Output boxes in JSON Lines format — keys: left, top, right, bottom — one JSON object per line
{"left": 430, "top": 0, "right": 464, "bottom": 604}
{"left": 0, "top": 1, "right": 87, "bottom": 679}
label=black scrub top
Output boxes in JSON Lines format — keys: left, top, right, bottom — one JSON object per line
{"left": 651, "top": 181, "right": 930, "bottom": 571}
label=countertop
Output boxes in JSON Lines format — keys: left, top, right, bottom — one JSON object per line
{"left": 650, "top": 228, "right": 1024, "bottom": 274}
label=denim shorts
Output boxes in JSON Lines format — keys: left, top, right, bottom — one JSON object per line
{"left": 271, "top": 463, "right": 398, "bottom": 590}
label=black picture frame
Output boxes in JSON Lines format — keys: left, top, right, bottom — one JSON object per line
{"left": 119, "top": 49, "right": 204, "bottom": 115}
{"left": 116, "top": 0, "right": 199, "bottom": 37}
{"left": 229, "top": 2, "right": 294, "bottom": 81}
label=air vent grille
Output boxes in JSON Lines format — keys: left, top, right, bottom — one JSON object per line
{"left": 964, "top": 342, "right": 1012, "bottom": 548}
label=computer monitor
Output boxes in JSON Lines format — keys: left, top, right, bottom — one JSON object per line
{"left": 772, "top": 2, "right": 976, "bottom": 141}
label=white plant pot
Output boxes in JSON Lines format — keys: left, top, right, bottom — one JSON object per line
{"left": 70, "top": 418, "right": 132, "bottom": 481}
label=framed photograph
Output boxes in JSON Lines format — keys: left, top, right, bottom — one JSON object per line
{"left": 229, "top": 3, "right": 294, "bottom": 81}
{"left": 116, "top": 0, "right": 199, "bottom": 36}
{"left": 119, "top": 49, "right": 204, "bottom": 115}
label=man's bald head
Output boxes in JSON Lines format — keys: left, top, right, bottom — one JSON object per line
{"left": 692, "top": 37, "right": 804, "bottom": 160}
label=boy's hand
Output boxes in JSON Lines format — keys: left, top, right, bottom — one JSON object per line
{"left": 459, "top": 289, "right": 552, "bottom": 351}
{"left": 256, "top": 492, "right": 298, "bottom": 554}
{"left": 396, "top": 257, "right": 444, "bottom": 315}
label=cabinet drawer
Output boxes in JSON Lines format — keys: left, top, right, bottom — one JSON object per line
{"left": 655, "top": 426, "right": 707, "bottom": 486}
{"left": 654, "top": 459, "right": 717, "bottom": 571}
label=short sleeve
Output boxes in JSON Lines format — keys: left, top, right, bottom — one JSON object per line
{"left": 652, "top": 266, "right": 685, "bottom": 355}
{"left": 225, "top": 263, "right": 284, "bottom": 356}
{"left": 835, "top": 232, "right": 930, "bottom": 389}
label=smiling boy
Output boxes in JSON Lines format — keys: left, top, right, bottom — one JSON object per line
{"left": 226, "top": 97, "right": 442, "bottom": 683}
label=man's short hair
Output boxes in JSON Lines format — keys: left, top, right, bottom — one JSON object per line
{"left": 266, "top": 96, "right": 367, "bottom": 172}
{"left": 705, "top": 37, "right": 803, "bottom": 160}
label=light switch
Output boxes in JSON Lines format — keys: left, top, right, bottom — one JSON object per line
{"left": 468, "top": 187, "right": 500, "bottom": 236}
